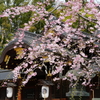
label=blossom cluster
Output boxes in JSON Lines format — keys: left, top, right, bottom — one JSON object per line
{"left": 0, "top": 0, "right": 100, "bottom": 86}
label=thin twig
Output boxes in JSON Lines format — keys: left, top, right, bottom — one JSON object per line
{"left": 49, "top": 5, "right": 60, "bottom": 14}
{"left": 77, "top": 13, "right": 99, "bottom": 25}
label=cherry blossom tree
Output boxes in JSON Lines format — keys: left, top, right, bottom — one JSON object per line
{"left": 0, "top": 0, "right": 100, "bottom": 87}
{"left": 0, "top": 0, "right": 36, "bottom": 54}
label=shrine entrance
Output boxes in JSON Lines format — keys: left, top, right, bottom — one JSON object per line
{"left": 1, "top": 31, "right": 99, "bottom": 100}
{"left": 0, "top": 31, "right": 68, "bottom": 100}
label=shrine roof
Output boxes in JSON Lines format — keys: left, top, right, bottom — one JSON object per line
{"left": 0, "top": 69, "right": 13, "bottom": 80}
{"left": 0, "top": 31, "right": 42, "bottom": 64}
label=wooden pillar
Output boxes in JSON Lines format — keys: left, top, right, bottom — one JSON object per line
{"left": 60, "top": 80, "right": 62, "bottom": 100}
{"left": 17, "top": 87, "right": 21, "bottom": 100}
{"left": 17, "top": 78, "right": 22, "bottom": 100}
{"left": 35, "top": 85, "right": 38, "bottom": 100}
{"left": 49, "top": 86, "right": 52, "bottom": 100}
{"left": 12, "top": 87, "right": 16, "bottom": 100}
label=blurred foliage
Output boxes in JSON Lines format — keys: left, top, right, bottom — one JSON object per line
{"left": 0, "top": 0, "right": 94, "bottom": 55}
{"left": 0, "top": 0, "right": 34, "bottom": 54}
{"left": 0, "top": 0, "right": 56, "bottom": 55}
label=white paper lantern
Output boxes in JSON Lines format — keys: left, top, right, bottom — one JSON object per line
{"left": 41, "top": 86, "right": 49, "bottom": 98}
{"left": 6, "top": 87, "right": 13, "bottom": 98}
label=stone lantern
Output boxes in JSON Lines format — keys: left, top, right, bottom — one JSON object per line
{"left": 65, "top": 70, "right": 90, "bottom": 100}
{"left": 66, "top": 82, "right": 90, "bottom": 100}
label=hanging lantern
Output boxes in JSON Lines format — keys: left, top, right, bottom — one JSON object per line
{"left": 41, "top": 86, "right": 49, "bottom": 99}
{"left": 6, "top": 87, "right": 13, "bottom": 98}
{"left": 37, "top": 79, "right": 54, "bottom": 99}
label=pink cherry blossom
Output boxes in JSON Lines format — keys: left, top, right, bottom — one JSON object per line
{"left": 0, "top": 0, "right": 99, "bottom": 87}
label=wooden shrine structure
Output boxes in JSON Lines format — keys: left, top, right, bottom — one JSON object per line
{"left": 0, "top": 31, "right": 100, "bottom": 100}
